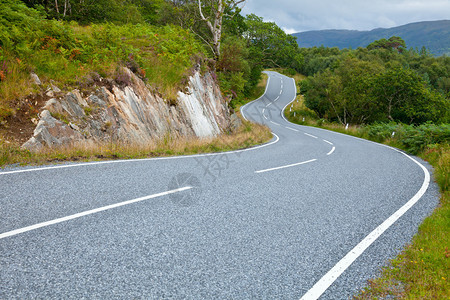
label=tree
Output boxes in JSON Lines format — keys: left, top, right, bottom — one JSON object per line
{"left": 197, "top": 0, "right": 246, "bottom": 60}
{"left": 243, "top": 14, "right": 300, "bottom": 70}
{"left": 372, "top": 66, "right": 448, "bottom": 124}
{"left": 367, "top": 36, "right": 406, "bottom": 53}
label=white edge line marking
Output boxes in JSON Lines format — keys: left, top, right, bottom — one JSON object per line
{"left": 300, "top": 153, "right": 430, "bottom": 300}
{"left": 264, "top": 72, "right": 271, "bottom": 94}
{"left": 323, "top": 139, "right": 333, "bottom": 145}
{"left": 286, "top": 127, "right": 299, "bottom": 132}
{"left": 304, "top": 133, "right": 318, "bottom": 139}
{"left": 280, "top": 78, "right": 297, "bottom": 123}
{"left": 255, "top": 159, "right": 317, "bottom": 174}
{"left": 240, "top": 74, "right": 271, "bottom": 121}
{"left": 0, "top": 133, "right": 281, "bottom": 176}
{"left": 0, "top": 187, "right": 192, "bottom": 240}
{"left": 327, "top": 147, "right": 336, "bottom": 156}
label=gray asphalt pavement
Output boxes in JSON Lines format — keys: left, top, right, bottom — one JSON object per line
{"left": 0, "top": 71, "right": 440, "bottom": 299}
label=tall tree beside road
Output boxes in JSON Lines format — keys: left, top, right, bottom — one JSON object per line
{"left": 197, "top": 0, "right": 245, "bottom": 60}
{"left": 243, "top": 14, "right": 301, "bottom": 71}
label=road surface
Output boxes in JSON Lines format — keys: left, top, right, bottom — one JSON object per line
{"left": 0, "top": 71, "right": 440, "bottom": 299}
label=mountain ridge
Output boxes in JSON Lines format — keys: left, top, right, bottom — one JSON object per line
{"left": 292, "top": 20, "right": 450, "bottom": 56}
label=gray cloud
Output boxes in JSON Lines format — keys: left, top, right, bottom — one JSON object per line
{"left": 240, "top": 0, "right": 450, "bottom": 33}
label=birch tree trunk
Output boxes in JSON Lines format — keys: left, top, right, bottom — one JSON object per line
{"left": 197, "top": 0, "right": 246, "bottom": 61}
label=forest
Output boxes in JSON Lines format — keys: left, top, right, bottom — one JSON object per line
{"left": 2, "top": 0, "right": 448, "bottom": 127}
{"left": 299, "top": 38, "right": 450, "bottom": 125}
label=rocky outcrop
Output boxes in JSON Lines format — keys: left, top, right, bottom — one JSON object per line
{"left": 21, "top": 111, "right": 85, "bottom": 151}
{"left": 22, "top": 68, "right": 237, "bottom": 150}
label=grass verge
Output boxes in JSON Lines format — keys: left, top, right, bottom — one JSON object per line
{"left": 285, "top": 94, "right": 450, "bottom": 299}
{"left": 0, "top": 121, "right": 272, "bottom": 168}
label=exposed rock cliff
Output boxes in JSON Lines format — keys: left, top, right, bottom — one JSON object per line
{"left": 22, "top": 68, "right": 236, "bottom": 151}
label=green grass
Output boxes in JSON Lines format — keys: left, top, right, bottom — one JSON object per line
{"left": 285, "top": 88, "right": 450, "bottom": 299}
{"left": 0, "top": 2, "right": 206, "bottom": 120}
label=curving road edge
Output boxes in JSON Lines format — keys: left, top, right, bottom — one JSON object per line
{"left": 242, "top": 71, "right": 431, "bottom": 300}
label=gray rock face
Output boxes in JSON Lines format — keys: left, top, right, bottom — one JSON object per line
{"left": 21, "top": 110, "right": 85, "bottom": 151}
{"left": 22, "top": 68, "right": 236, "bottom": 151}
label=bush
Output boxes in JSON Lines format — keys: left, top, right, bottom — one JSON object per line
{"left": 0, "top": 1, "right": 206, "bottom": 120}
{"left": 364, "top": 122, "right": 450, "bottom": 154}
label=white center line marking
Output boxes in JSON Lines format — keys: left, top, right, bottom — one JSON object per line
{"left": 323, "top": 139, "right": 333, "bottom": 145}
{"left": 286, "top": 127, "right": 299, "bottom": 132}
{"left": 0, "top": 187, "right": 192, "bottom": 240}
{"left": 300, "top": 153, "right": 430, "bottom": 300}
{"left": 327, "top": 147, "right": 336, "bottom": 156}
{"left": 255, "top": 159, "right": 317, "bottom": 174}
{"left": 270, "top": 121, "right": 280, "bottom": 126}
{"left": 304, "top": 133, "right": 318, "bottom": 139}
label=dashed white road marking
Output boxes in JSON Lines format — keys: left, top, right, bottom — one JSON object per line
{"left": 263, "top": 115, "right": 268, "bottom": 119}
{"left": 267, "top": 102, "right": 272, "bottom": 107}
{"left": 285, "top": 127, "right": 299, "bottom": 132}
{"left": 327, "top": 147, "right": 336, "bottom": 156}
{"left": 323, "top": 139, "right": 333, "bottom": 145}
{"left": 304, "top": 133, "right": 318, "bottom": 139}
{"left": 270, "top": 121, "right": 280, "bottom": 126}
{"left": 262, "top": 108, "right": 266, "bottom": 114}
{"left": 0, "top": 187, "right": 192, "bottom": 240}
{"left": 255, "top": 159, "right": 317, "bottom": 174}
{"left": 274, "top": 96, "right": 280, "bottom": 101}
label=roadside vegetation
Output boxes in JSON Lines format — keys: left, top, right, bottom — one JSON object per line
{"left": 0, "top": 0, "right": 207, "bottom": 118}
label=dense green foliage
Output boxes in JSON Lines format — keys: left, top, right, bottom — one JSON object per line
{"left": 218, "top": 13, "right": 303, "bottom": 106}
{"left": 0, "top": 0, "right": 304, "bottom": 114}
{"left": 4, "top": 0, "right": 448, "bottom": 129}
{"left": 299, "top": 42, "right": 450, "bottom": 125}
{"left": 363, "top": 122, "right": 450, "bottom": 154}
{"left": 0, "top": 0, "right": 207, "bottom": 116}
{"left": 20, "top": 0, "right": 165, "bottom": 25}
{"left": 292, "top": 20, "right": 450, "bottom": 56}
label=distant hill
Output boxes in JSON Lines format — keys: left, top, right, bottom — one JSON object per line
{"left": 292, "top": 20, "right": 450, "bottom": 56}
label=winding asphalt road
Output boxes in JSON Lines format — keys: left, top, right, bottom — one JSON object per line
{"left": 0, "top": 71, "right": 440, "bottom": 299}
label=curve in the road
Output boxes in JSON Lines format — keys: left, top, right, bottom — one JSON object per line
{"left": 242, "top": 71, "right": 432, "bottom": 299}
{"left": 0, "top": 71, "right": 438, "bottom": 299}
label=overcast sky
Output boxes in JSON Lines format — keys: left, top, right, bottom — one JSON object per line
{"left": 240, "top": 0, "right": 450, "bottom": 33}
